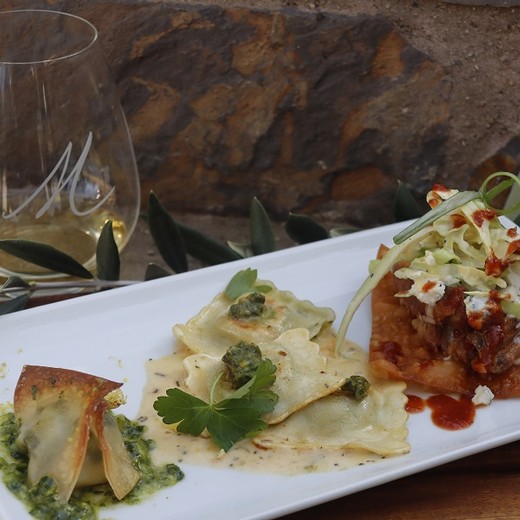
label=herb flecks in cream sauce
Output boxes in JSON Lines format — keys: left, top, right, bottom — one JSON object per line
{"left": 138, "top": 345, "right": 386, "bottom": 475}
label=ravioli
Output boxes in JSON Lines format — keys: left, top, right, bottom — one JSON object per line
{"left": 183, "top": 328, "right": 346, "bottom": 424}
{"left": 158, "top": 269, "right": 410, "bottom": 463}
{"left": 253, "top": 385, "right": 409, "bottom": 455}
{"left": 253, "top": 347, "right": 409, "bottom": 456}
{"left": 13, "top": 365, "right": 140, "bottom": 502}
{"left": 173, "top": 279, "right": 335, "bottom": 356}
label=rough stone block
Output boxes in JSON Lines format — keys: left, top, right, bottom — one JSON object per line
{"left": 123, "top": 5, "right": 451, "bottom": 227}
{"left": 0, "top": 1, "right": 467, "bottom": 227}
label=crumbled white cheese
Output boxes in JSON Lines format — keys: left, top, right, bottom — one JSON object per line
{"left": 424, "top": 250, "right": 437, "bottom": 267}
{"left": 417, "top": 280, "right": 445, "bottom": 305}
{"left": 408, "top": 275, "right": 446, "bottom": 305}
{"left": 471, "top": 385, "right": 494, "bottom": 406}
{"left": 394, "top": 270, "right": 446, "bottom": 305}
{"left": 427, "top": 186, "right": 459, "bottom": 206}
{"left": 464, "top": 294, "right": 489, "bottom": 314}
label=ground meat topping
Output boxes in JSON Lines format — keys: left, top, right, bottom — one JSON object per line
{"left": 395, "top": 277, "right": 520, "bottom": 376}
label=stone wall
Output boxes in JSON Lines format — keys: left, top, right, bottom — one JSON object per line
{"left": 5, "top": 0, "right": 520, "bottom": 228}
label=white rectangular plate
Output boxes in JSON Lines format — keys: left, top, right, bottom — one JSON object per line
{"left": 1, "top": 221, "right": 520, "bottom": 520}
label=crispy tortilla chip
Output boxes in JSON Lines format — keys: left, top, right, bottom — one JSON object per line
{"left": 369, "top": 246, "right": 520, "bottom": 398}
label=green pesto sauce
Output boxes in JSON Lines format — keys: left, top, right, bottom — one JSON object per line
{"left": 0, "top": 412, "right": 184, "bottom": 520}
{"left": 228, "top": 292, "right": 266, "bottom": 319}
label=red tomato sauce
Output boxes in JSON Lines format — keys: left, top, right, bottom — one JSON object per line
{"left": 426, "top": 394, "right": 476, "bottom": 430}
{"left": 450, "top": 214, "right": 467, "bottom": 228}
{"left": 472, "top": 208, "right": 496, "bottom": 227}
{"left": 405, "top": 394, "right": 426, "bottom": 413}
{"left": 405, "top": 394, "right": 476, "bottom": 430}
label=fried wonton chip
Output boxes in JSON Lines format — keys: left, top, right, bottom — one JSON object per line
{"left": 173, "top": 280, "right": 335, "bottom": 356}
{"left": 14, "top": 365, "right": 140, "bottom": 502}
{"left": 183, "top": 328, "right": 346, "bottom": 424}
{"left": 253, "top": 345, "right": 409, "bottom": 456}
{"left": 369, "top": 247, "right": 520, "bottom": 398}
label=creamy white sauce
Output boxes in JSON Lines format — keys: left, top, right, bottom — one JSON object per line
{"left": 137, "top": 345, "right": 384, "bottom": 476}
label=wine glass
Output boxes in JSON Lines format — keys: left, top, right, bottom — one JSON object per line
{"left": 0, "top": 9, "right": 140, "bottom": 278}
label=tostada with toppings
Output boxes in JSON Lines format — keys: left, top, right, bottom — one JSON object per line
{"left": 338, "top": 173, "right": 520, "bottom": 399}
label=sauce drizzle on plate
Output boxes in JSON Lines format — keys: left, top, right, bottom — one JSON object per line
{"left": 406, "top": 393, "right": 476, "bottom": 430}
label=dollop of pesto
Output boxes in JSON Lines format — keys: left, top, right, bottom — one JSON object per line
{"left": 0, "top": 412, "right": 183, "bottom": 520}
{"left": 342, "top": 375, "right": 370, "bottom": 401}
{"left": 222, "top": 341, "right": 263, "bottom": 388}
{"left": 228, "top": 292, "right": 266, "bottom": 319}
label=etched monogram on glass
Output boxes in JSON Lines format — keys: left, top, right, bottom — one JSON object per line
{"left": 0, "top": 9, "right": 140, "bottom": 278}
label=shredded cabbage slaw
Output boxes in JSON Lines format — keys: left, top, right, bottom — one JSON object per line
{"left": 336, "top": 176, "right": 520, "bottom": 353}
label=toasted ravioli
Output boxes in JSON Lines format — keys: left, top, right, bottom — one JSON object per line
{"left": 14, "top": 365, "right": 139, "bottom": 502}
{"left": 183, "top": 328, "right": 346, "bottom": 424}
{"left": 173, "top": 280, "right": 335, "bottom": 356}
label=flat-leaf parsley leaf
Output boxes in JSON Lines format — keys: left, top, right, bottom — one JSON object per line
{"left": 224, "top": 268, "right": 272, "bottom": 300}
{"left": 153, "top": 359, "right": 278, "bottom": 452}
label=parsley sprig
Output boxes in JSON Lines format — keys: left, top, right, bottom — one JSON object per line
{"left": 224, "top": 268, "right": 272, "bottom": 300}
{"left": 153, "top": 359, "right": 278, "bottom": 452}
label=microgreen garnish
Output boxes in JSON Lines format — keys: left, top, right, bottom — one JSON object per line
{"left": 153, "top": 359, "right": 278, "bottom": 452}
{"left": 392, "top": 190, "right": 480, "bottom": 245}
{"left": 393, "top": 171, "right": 520, "bottom": 245}
{"left": 224, "top": 268, "right": 272, "bottom": 300}
{"left": 480, "top": 171, "right": 520, "bottom": 215}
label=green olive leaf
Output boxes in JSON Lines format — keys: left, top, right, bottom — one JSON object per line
{"left": 393, "top": 180, "right": 428, "bottom": 221}
{"left": 250, "top": 197, "right": 276, "bottom": 255}
{"left": 0, "top": 239, "right": 93, "bottom": 279}
{"left": 226, "top": 240, "right": 252, "bottom": 258}
{"left": 329, "top": 225, "right": 360, "bottom": 237}
{"left": 176, "top": 220, "right": 242, "bottom": 265}
{"left": 284, "top": 213, "right": 329, "bottom": 244}
{"left": 147, "top": 191, "right": 188, "bottom": 274}
{"left": 2, "top": 276, "right": 30, "bottom": 290}
{"left": 96, "top": 221, "right": 120, "bottom": 281}
{"left": 144, "top": 263, "right": 171, "bottom": 281}
{"left": 0, "top": 293, "right": 30, "bottom": 315}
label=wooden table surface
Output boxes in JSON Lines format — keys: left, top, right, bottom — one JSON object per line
{"left": 281, "top": 439, "right": 520, "bottom": 520}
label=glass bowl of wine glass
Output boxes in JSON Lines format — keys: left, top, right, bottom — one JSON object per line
{"left": 0, "top": 9, "right": 140, "bottom": 279}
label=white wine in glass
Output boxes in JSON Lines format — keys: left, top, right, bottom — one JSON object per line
{"left": 0, "top": 9, "right": 140, "bottom": 278}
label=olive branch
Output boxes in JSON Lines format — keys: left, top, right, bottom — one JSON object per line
{"left": 0, "top": 180, "right": 469, "bottom": 315}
